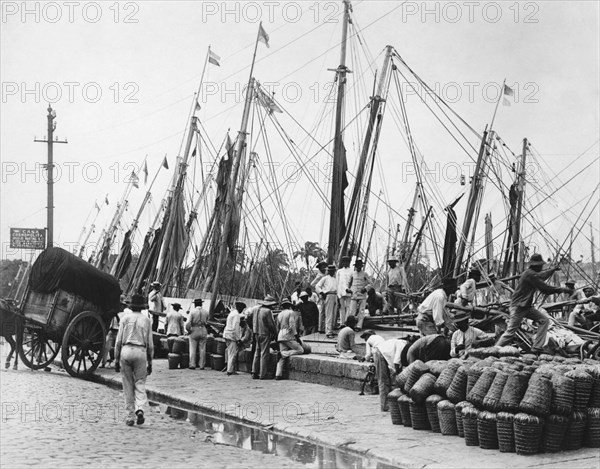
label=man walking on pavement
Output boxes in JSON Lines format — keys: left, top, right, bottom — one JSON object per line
{"left": 165, "top": 303, "right": 185, "bottom": 337}
{"left": 386, "top": 256, "right": 409, "bottom": 316}
{"left": 346, "top": 258, "right": 372, "bottom": 331}
{"left": 223, "top": 301, "right": 246, "bottom": 376}
{"left": 252, "top": 295, "right": 278, "bottom": 379}
{"left": 186, "top": 298, "right": 209, "bottom": 369}
{"left": 275, "top": 298, "right": 304, "bottom": 380}
{"left": 496, "top": 253, "right": 572, "bottom": 354}
{"left": 316, "top": 265, "right": 338, "bottom": 338}
{"left": 148, "top": 281, "right": 165, "bottom": 332}
{"left": 336, "top": 256, "right": 353, "bottom": 328}
{"left": 115, "top": 293, "right": 153, "bottom": 426}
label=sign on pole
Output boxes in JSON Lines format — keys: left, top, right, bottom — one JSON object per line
{"left": 10, "top": 228, "right": 46, "bottom": 250}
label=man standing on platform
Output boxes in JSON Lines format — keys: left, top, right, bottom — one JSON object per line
{"left": 275, "top": 298, "right": 304, "bottom": 380}
{"left": 316, "top": 265, "right": 338, "bottom": 339}
{"left": 496, "top": 254, "right": 572, "bottom": 354}
{"left": 386, "top": 256, "right": 409, "bottom": 316}
{"left": 186, "top": 298, "right": 209, "bottom": 370}
{"left": 298, "top": 291, "right": 319, "bottom": 335}
{"left": 336, "top": 256, "right": 352, "bottom": 328}
{"left": 346, "top": 259, "right": 372, "bottom": 331}
{"left": 251, "top": 295, "right": 278, "bottom": 380}
{"left": 223, "top": 301, "right": 246, "bottom": 376}
{"left": 147, "top": 281, "right": 165, "bottom": 332}
{"left": 311, "top": 261, "right": 328, "bottom": 332}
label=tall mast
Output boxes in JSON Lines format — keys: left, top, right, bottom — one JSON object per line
{"left": 400, "top": 183, "right": 420, "bottom": 261}
{"left": 327, "top": 0, "right": 351, "bottom": 263}
{"left": 453, "top": 129, "right": 491, "bottom": 277}
{"left": 511, "top": 138, "right": 528, "bottom": 275}
{"left": 591, "top": 222, "right": 597, "bottom": 284}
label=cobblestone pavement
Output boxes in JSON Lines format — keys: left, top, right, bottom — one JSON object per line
{"left": 0, "top": 368, "right": 307, "bottom": 469}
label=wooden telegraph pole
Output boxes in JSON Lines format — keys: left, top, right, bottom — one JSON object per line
{"left": 34, "top": 105, "right": 67, "bottom": 248}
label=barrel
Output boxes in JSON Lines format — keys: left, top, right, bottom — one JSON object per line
{"left": 214, "top": 338, "right": 226, "bottom": 356}
{"left": 168, "top": 353, "right": 181, "bottom": 370}
{"left": 212, "top": 354, "right": 225, "bottom": 371}
{"left": 172, "top": 338, "right": 187, "bottom": 355}
{"left": 180, "top": 353, "right": 190, "bottom": 369}
{"left": 167, "top": 336, "right": 177, "bottom": 353}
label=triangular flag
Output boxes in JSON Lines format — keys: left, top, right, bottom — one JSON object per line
{"left": 208, "top": 50, "right": 221, "bottom": 67}
{"left": 131, "top": 171, "right": 139, "bottom": 188}
{"left": 192, "top": 148, "right": 197, "bottom": 157}
{"left": 258, "top": 24, "right": 270, "bottom": 48}
{"left": 503, "top": 84, "right": 514, "bottom": 96}
{"left": 195, "top": 100, "right": 201, "bottom": 111}
{"left": 143, "top": 161, "right": 148, "bottom": 184}
{"left": 162, "top": 156, "right": 169, "bottom": 170}
{"left": 502, "top": 97, "right": 511, "bottom": 107}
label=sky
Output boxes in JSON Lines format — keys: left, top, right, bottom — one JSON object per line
{"left": 1, "top": 1, "right": 599, "bottom": 273}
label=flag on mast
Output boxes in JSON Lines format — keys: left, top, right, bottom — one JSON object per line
{"left": 195, "top": 100, "right": 201, "bottom": 111}
{"left": 162, "top": 156, "right": 169, "bottom": 170}
{"left": 502, "top": 84, "right": 514, "bottom": 106}
{"left": 131, "top": 171, "right": 139, "bottom": 188}
{"left": 105, "top": 195, "right": 109, "bottom": 205}
{"left": 143, "top": 161, "right": 148, "bottom": 184}
{"left": 258, "top": 24, "right": 270, "bottom": 48}
{"left": 208, "top": 49, "right": 221, "bottom": 66}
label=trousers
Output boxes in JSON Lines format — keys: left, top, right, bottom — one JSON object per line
{"left": 188, "top": 326, "right": 207, "bottom": 368}
{"left": 349, "top": 298, "right": 366, "bottom": 328}
{"left": 252, "top": 334, "right": 272, "bottom": 379}
{"left": 120, "top": 345, "right": 148, "bottom": 419}
{"left": 275, "top": 340, "right": 303, "bottom": 377}
{"left": 338, "top": 296, "right": 350, "bottom": 326}
{"left": 323, "top": 294, "right": 337, "bottom": 334}
{"left": 225, "top": 339, "right": 239, "bottom": 373}
{"left": 497, "top": 306, "right": 550, "bottom": 351}
{"left": 374, "top": 349, "right": 392, "bottom": 412}
{"left": 387, "top": 285, "right": 404, "bottom": 314}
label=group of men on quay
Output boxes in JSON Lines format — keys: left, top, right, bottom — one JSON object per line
{"left": 110, "top": 253, "right": 600, "bottom": 425}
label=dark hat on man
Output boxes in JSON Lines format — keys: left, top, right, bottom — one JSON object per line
{"left": 259, "top": 294, "right": 277, "bottom": 307}
{"left": 565, "top": 279, "right": 576, "bottom": 286}
{"left": 129, "top": 294, "right": 148, "bottom": 311}
{"left": 280, "top": 297, "right": 293, "bottom": 308}
{"left": 354, "top": 258, "right": 364, "bottom": 266}
{"left": 442, "top": 277, "right": 457, "bottom": 290}
{"left": 316, "top": 260, "right": 328, "bottom": 269}
{"left": 341, "top": 255, "right": 351, "bottom": 262}
{"left": 327, "top": 264, "right": 336, "bottom": 272}
{"left": 529, "top": 254, "right": 545, "bottom": 266}
{"left": 193, "top": 298, "right": 204, "bottom": 306}
{"left": 360, "top": 329, "right": 376, "bottom": 340}
{"left": 452, "top": 310, "right": 471, "bottom": 323}
{"left": 171, "top": 303, "right": 182, "bottom": 311}
{"left": 235, "top": 300, "right": 247, "bottom": 309}
{"left": 468, "top": 268, "right": 481, "bottom": 279}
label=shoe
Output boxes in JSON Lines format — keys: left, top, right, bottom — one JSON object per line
{"left": 275, "top": 376, "right": 285, "bottom": 380}
{"left": 126, "top": 418, "right": 135, "bottom": 426}
{"left": 227, "top": 372, "right": 238, "bottom": 376}
{"left": 199, "top": 367, "right": 205, "bottom": 370}
{"left": 188, "top": 366, "right": 196, "bottom": 370}
{"left": 100, "top": 364, "right": 106, "bottom": 368}
{"left": 136, "top": 410, "right": 145, "bottom": 425}
{"left": 326, "top": 333, "right": 334, "bottom": 339}
{"left": 251, "top": 373, "right": 259, "bottom": 379}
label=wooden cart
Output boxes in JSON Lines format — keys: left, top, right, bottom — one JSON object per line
{"left": 17, "top": 247, "right": 121, "bottom": 378}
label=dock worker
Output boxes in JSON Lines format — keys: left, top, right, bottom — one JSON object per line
{"left": 251, "top": 295, "right": 278, "bottom": 380}
{"left": 148, "top": 281, "right": 165, "bottom": 332}
{"left": 165, "top": 303, "right": 185, "bottom": 337}
{"left": 496, "top": 253, "right": 572, "bottom": 354}
{"left": 336, "top": 315, "right": 361, "bottom": 359}
{"left": 346, "top": 259, "right": 373, "bottom": 331}
{"left": 223, "top": 301, "right": 246, "bottom": 376}
{"left": 336, "top": 256, "right": 353, "bottom": 327}
{"left": 371, "top": 336, "right": 409, "bottom": 411}
{"left": 186, "top": 298, "right": 209, "bottom": 370}
{"left": 386, "top": 256, "right": 409, "bottom": 315}
{"left": 275, "top": 298, "right": 304, "bottom": 380}
{"left": 316, "top": 264, "right": 338, "bottom": 338}
{"left": 568, "top": 286, "right": 600, "bottom": 329}
{"left": 360, "top": 330, "right": 385, "bottom": 362}
{"left": 115, "top": 293, "right": 153, "bottom": 426}
{"left": 366, "top": 287, "right": 388, "bottom": 317}
{"left": 311, "top": 261, "right": 329, "bottom": 332}
{"left": 298, "top": 291, "right": 319, "bottom": 336}
{"left": 456, "top": 268, "right": 481, "bottom": 307}
{"left": 406, "top": 334, "right": 451, "bottom": 364}
{"left": 450, "top": 311, "right": 494, "bottom": 357}
{"left": 416, "top": 278, "right": 457, "bottom": 336}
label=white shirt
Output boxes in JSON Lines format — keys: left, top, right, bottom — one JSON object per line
{"left": 457, "top": 278, "right": 477, "bottom": 304}
{"left": 223, "top": 310, "right": 242, "bottom": 341}
{"left": 450, "top": 326, "right": 488, "bottom": 357}
{"left": 387, "top": 266, "right": 408, "bottom": 289}
{"left": 336, "top": 267, "right": 353, "bottom": 298}
{"left": 375, "top": 339, "right": 408, "bottom": 371}
{"left": 417, "top": 289, "right": 448, "bottom": 327}
{"left": 316, "top": 275, "right": 337, "bottom": 294}
{"left": 364, "top": 335, "right": 385, "bottom": 361}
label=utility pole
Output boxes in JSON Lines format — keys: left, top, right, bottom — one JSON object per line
{"left": 34, "top": 105, "right": 67, "bottom": 248}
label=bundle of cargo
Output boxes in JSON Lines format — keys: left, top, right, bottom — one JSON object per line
{"left": 387, "top": 353, "right": 600, "bottom": 454}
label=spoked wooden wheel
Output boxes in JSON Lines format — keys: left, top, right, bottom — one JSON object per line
{"left": 61, "top": 311, "right": 106, "bottom": 378}
{"left": 18, "top": 322, "right": 60, "bottom": 370}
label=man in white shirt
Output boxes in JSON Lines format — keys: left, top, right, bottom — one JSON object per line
{"left": 275, "top": 298, "right": 304, "bottom": 380}
{"left": 311, "top": 261, "right": 328, "bottom": 332}
{"left": 316, "top": 265, "right": 338, "bottom": 338}
{"left": 223, "top": 301, "right": 246, "bottom": 375}
{"left": 165, "top": 303, "right": 185, "bottom": 337}
{"left": 416, "top": 278, "right": 457, "bottom": 336}
{"left": 147, "top": 281, "right": 165, "bottom": 332}
{"left": 455, "top": 268, "right": 481, "bottom": 307}
{"left": 360, "top": 330, "right": 385, "bottom": 362}
{"left": 372, "top": 337, "right": 408, "bottom": 411}
{"left": 346, "top": 259, "right": 372, "bottom": 331}
{"left": 336, "top": 256, "right": 353, "bottom": 328}
{"left": 450, "top": 311, "right": 494, "bottom": 357}
{"left": 386, "top": 256, "right": 409, "bottom": 315}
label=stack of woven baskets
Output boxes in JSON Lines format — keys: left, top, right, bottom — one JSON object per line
{"left": 388, "top": 352, "right": 600, "bottom": 455}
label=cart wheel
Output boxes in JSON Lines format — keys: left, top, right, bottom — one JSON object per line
{"left": 18, "top": 321, "right": 60, "bottom": 370}
{"left": 61, "top": 311, "right": 106, "bottom": 378}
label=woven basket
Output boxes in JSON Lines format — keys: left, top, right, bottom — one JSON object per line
{"left": 564, "top": 357, "right": 582, "bottom": 365}
{"left": 404, "top": 360, "right": 430, "bottom": 393}
{"left": 396, "top": 368, "right": 408, "bottom": 390}
{"left": 513, "top": 413, "right": 544, "bottom": 455}
{"left": 542, "top": 414, "right": 568, "bottom": 453}
{"left": 482, "top": 371, "right": 509, "bottom": 412}
{"left": 468, "top": 368, "right": 498, "bottom": 408}
{"left": 564, "top": 411, "right": 587, "bottom": 450}
{"left": 498, "top": 346, "right": 520, "bottom": 357}
{"left": 410, "top": 373, "right": 437, "bottom": 404}
{"left": 585, "top": 407, "right": 600, "bottom": 448}
{"left": 551, "top": 373, "right": 575, "bottom": 415}
{"left": 437, "top": 400, "right": 458, "bottom": 436}
{"left": 434, "top": 360, "right": 461, "bottom": 396}
{"left": 588, "top": 376, "right": 600, "bottom": 408}
{"left": 397, "top": 394, "right": 412, "bottom": 427}
{"left": 461, "top": 406, "right": 480, "bottom": 446}
{"left": 425, "top": 394, "right": 443, "bottom": 433}
{"left": 499, "top": 372, "right": 529, "bottom": 413}
{"left": 409, "top": 400, "right": 430, "bottom": 430}
{"left": 552, "top": 355, "right": 566, "bottom": 363}
{"left": 447, "top": 365, "right": 470, "bottom": 404}
{"left": 387, "top": 388, "right": 404, "bottom": 425}
{"left": 565, "top": 370, "right": 594, "bottom": 412}
{"left": 455, "top": 401, "right": 472, "bottom": 438}
{"left": 466, "top": 366, "right": 485, "bottom": 396}
{"left": 539, "top": 353, "right": 554, "bottom": 362}
{"left": 496, "top": 412, "right": 515, "bottom": 453}
{"left": 427, "top": 360, "right": 447, "bottom": 377}
{"left": 520, "top": 373, "right": 552, "bottom": 416}
{"left": 477, "top": 411, "right": 498, "bottom": 449}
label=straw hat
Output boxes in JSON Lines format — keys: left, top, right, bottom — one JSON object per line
{"left": 259, "top": 294, "right": 277, "bottom": 307}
